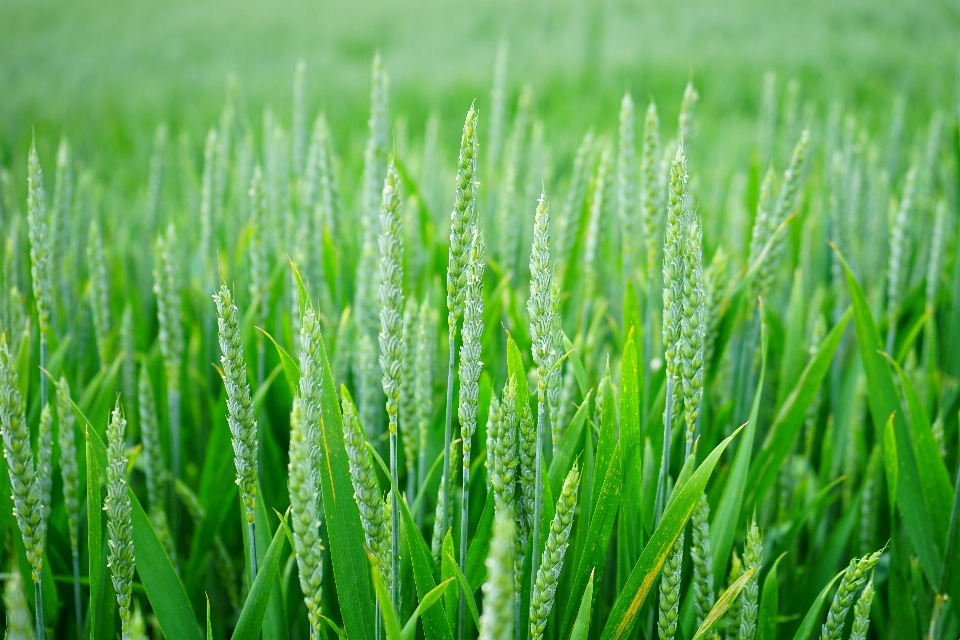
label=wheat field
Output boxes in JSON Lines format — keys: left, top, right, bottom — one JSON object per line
{"left": 0, "top": 1, "right": 959, "bottom": 639}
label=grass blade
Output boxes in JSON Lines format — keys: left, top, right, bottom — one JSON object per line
{"left": 600, "top": 425, "right": 743, "bottom": 640}
{"left": 711, "top": 320, "right": 767, "bottom": 585}
{"left": 692, "top": 566, "right": 754, "bottom": 640}
{"left": 233, "top": 512, "right": 290, "bottom": 640}
{"left": 834, "top": 245, "right": 945, "bottom": 585}
{"left": 569, "top": 570, "right": 595, "bottom": 640}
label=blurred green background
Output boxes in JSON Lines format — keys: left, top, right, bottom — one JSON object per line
{"left": 1, "top": 0, "right": 958, "bottom": 196}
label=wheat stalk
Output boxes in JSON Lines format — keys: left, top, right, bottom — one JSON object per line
{"left": 885, "top": 163, "right": 916, "bottom": 353}
{"left": 658, "top": 533, "right": 683, "bottom": 640}
{"left": 526, "top": 190, "right": 555, "bottom": 607}
{"left": 214, "top": 282, "right": 260, "bottom": 580}
{"left": 27, "top": 141, "right": 53, "bottom": 408}
{"left": 457, "top": 228, "right": 485, "bottom": 637}
{"left": 340, "top": 388, "right": 392, "bottom": 589}
{"left": 555, "top": 131, "right": 595, "bottom": 284}
{"left": 153, "top": 223, "right": 183, "bottom": 531}
{"left": 820, "top": 550, "right": 882, "bottom": 640}
{"left": 288, "top": 399, "right": 325, "bottom": 639}
{"left": 479, "top": 508, "right": 517, "bottom": 640}
{"left": 618, "top": 92, "right": 638, "bottom": 281}
{"left": 56, "top": 376, "right": 83, "bottom": 626}
{"left": 105, "top": 402, "right": 135, "bottom": 640}
{"left": 137, "top": 370, "right": 174, "bottom": 560}
{"left": 529, "top": 463, "right": 580, "bottom": 640}
{"left": 0, "top": 332, "right": 48, "bottom": 639}
{"left": 655, "top": 143, "right": 689, "bottom": 526}
{"left": 87, "top": 219, "right": 111, "bottom": 366}
{"left": 377, "top": 159, "right": 404, "bottom": 611}
{"left": 736, "top": 516, "right": 763, "bottom": 640}
{"left": 496, "top": 87, "right": 531, "bottom": 273}
{"left": 848, "top": 578, "right": 874, "bottom": 640}
{"left": 691, "top": 494, "right": 715, "bottom": 627}
{"left": 441, "top": 103, "right": 479, "bottom": 558}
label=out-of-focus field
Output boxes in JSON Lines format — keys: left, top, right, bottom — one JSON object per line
{"left": 2, "top": 0, "right": 958, "bottom": 188}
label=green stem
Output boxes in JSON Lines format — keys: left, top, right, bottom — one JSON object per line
{"left": 458, "top": 458, "right": 470, "bottom": 640}
{"left": 441, "top": 328, "right": 456, "bottom": 547}
{"left": 390, "top": 417, "right": 401, "bottom": 614}
{"left": 169, "top": 387, "right": 181, "bottom": 543}
{"left": 530, "top": 397, "right": 546, "bottom": 621}
{"left": 35, "top": 575, "right": 46, "bottom": 640}
{"left": 654, "top": 372, "right": 674, "bottom": 529}
{"left": 72, "top": 549, "right": 82, "bottom": 637}
{"left": 40, "top": 333, "right": 47, "bottom": 408}
{"left": 247, "top": 520, "right": 258, "bottom": 585}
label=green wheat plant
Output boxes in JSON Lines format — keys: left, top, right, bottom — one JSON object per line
{"left": 0, "top": 40, "right": 956, "bottom": 640}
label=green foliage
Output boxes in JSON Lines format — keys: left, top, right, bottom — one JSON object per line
{"left": 1, "top": 19, "right": 958, "bottom": 638}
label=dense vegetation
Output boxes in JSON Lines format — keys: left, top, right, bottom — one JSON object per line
{"left": 1, "top": 2, "right": 959, "bottom": 639}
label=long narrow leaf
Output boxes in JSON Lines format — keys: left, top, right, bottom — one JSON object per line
{"left": 600, "top": 426, "right": 744, "bottom": 640}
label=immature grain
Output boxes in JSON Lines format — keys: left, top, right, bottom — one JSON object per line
{"left": 490, "top": 377, "right": 519, "bottom": 513}
{"left": 496, "top": 87, "right": 531, "bottom": 273}
{"left": 0, "top": 334, "right": 46, "bottom": 590}
{"left": 655, "top": 144, "right": 689, "bottom": 526}
{"left": 137, "top": 371, "right": 173, "bottom": 558}
{"left": 618, "top": 93, "right": 638, "bottom": 279}
{"left": 37, "top": 402, "right": 53, "bottom": 550}
{"left": 679, "top": 214, "right": 705, "bottom": 452}
{"left": 848, "top": 579, "right": 874, "bottom": 640}
{"left": 87, "top": 219, "right": 111, "bottom": 365}
{"left": 678, "top": 82, "right": 699, "bottom": 146}
{"left": 27, "top": 142, "right": 53, "bottom": 406}
{"left": 658, "top": 534, "right": 683, "bottom": 640}
{"left": 546, "top": 280, "right": 565, "bottom": 450}
{"left": 747, "top": 168, "right": 776, "bottom": 297}
{"left": 556, "top": 131, "right": 594, "bottom": 280}
{"left": 582, "top": 145, "right": 612, "bottom": 304}
{"left": 925, "top": 199, "right": 947, "bottom": 310}
{"left": 154, "top": 223, "right": 183, "bottom": 493}
{"left": 288, "top": 399, "right": 325, "bottom": 638}
{"left": 442, "top": 104, "right": 480, "bottom": 545}
{"left": 355, "top": 54, "right": 390, "bottom": 340}
{"left": 761, "top": 130, "right": 810, "bottom": 296}
{"left": 885, "top": 163, "right": 916, "bottom": 353}
{"left": 479, "top": 509, "right": 517, "bottom": 640}
{"left": 758, "top": 72, "right": 777, "bottom": 165}
{"left": 820, "top": 550, "right": 882, "bottom": 640}
{"left": 341, "top": 389, "right": 392, "bottom": 589}
{"left": 458, "top": 230, "right": 485, "bottom": 633}
{"left": 529, "top": 463, "right": 580, "bottom": 640}
{"left": 641, "top": 102, "right": 661, "bottom": 288}
{"left": 4, "top": 559, "right": 34, "bottom": 640}
{"left": 691, "top": 494, "right": 714, "bottom": 627}
{"left": 526, "top": 191, "right": 554, "bottom": 602}
{"left": 105, "top": 402, "right": 135, "bottom": 640}
{"left": 737, "top": 517, "right": 763, "bottom": 640}
{"left": 377, "top": 160, "right": 404, "bottom": 610}
{"left": 355, "top": 331, "right": 381, "bottom": 438}
{"left": 55, "top": 376, "right": 82, "bottom": 624}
